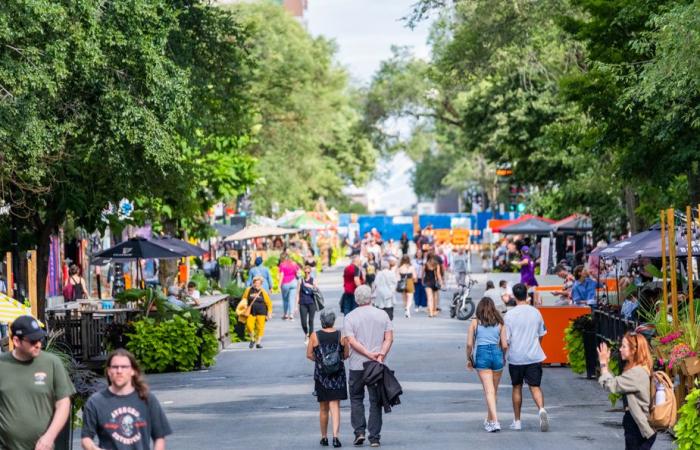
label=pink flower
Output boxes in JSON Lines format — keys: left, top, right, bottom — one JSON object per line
{"left": 659, "top": 331, "right": 683, "bottom": 345}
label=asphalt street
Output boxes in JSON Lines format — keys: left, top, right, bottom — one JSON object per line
{"left": 76, "top": 263, "right": 674, "bottom": 449}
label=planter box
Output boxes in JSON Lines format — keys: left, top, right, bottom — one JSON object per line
{"left": 680, "top": 356, "right": 700, "bottom": 376}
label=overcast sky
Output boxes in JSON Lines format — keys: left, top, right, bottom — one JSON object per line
{"left": 306, "top": 0, "right": 433, "bottom": 213}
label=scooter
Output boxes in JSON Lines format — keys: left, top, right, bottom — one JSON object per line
{"left": 450, "top": 276, "right": 476, "bottom": 320}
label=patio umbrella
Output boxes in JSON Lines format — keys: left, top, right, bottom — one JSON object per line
{"left": 153, "top": 236, "right": 205, "bottom": 257}
{"left": 280, "top": 212, "right": 328, "bottom": 230}
{"left": 223, "top": 224, "right": 297, "bottom": 242}
{"left": 594, "top": 229, "right": 659, "bottom": 258}
{"left": 92, "top": 237, "right": 191, "bottom": 288}
{"left": 0, "top": 293, "right": 34, "bottom": 324}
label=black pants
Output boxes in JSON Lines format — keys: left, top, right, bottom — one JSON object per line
{"left": 299, "top": 303, "right": 317, "bottom": 336}
{"left": 349, "top": 370, "right": 382, "bottom": 443}
{"left": 623, "top": 412, "right": 656, "bottom": 450}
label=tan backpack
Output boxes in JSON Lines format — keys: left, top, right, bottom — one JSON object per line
{"left": 648, "top": 371, "right": 677, "bottom": 430}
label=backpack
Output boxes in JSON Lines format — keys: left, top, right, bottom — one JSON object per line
{"left": 317, "top": 332, "right": 341, "bottom": 375}
{"left": 648, "top": 371, "right": 677, "bottom": 430}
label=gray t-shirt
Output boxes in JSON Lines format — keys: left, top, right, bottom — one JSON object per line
{"left": 504, "top": 304, "right": 547, "bottom": 365}
{"left": 343, "top": 305, "right": 394, "bottom": 371}
{"left": 82, "top": 388, "right": 172, "bottom": 450}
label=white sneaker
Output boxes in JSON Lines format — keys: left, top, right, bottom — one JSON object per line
{"left": 491, "top": 421, "right": 501, "bottom": 432}
{"left": 304, "top": 336, "right": 309, "bottom": 345}
{"left": 539, "top": 408, "right": 549, "bottom": 432}
{"left": 509, "top": 420, "right": 521, "bottom": 431}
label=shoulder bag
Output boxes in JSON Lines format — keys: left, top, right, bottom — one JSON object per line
{"left": 317, "top": 331, "right": 341, "bottom": 374}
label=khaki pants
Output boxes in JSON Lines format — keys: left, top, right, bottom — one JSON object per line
{"left": 246, "top": 315, "right": 267, "bottom": 340}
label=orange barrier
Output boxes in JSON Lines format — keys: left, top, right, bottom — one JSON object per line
{"left": 537, "top": 306, "right": 591, "bottom": 364}
{"left": 535, "top": 285, "right": 561, "bottom": 292}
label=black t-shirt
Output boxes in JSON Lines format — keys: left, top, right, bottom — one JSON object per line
{"left": 247, "top": 288, "right": 268, "bottom": 316}
{"left": 82, "top": 388, "right": 172, "bottom": 450}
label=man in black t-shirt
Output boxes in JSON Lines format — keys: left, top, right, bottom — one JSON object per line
{"left": 81, "top": 349, "right": 172, "bottom": 450}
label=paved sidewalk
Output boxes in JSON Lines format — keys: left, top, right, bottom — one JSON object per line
{"left": 76, "top": 265, "right": 674, "bottom": 449}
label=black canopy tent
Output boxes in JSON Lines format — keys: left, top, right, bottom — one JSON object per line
{"left": 500, "top": 217, "right": 554, "bottom": 235}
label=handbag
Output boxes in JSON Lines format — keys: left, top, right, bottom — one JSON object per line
{"left": 237, "top": 291, "right": 261, "bottom": 321}
{"left": 396, "top": 277, "right": 407, "bottom": 293}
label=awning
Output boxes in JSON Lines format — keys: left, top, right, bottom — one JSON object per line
{"left": 553, "top": 214, "right": 592, "bottom": 233}
{"left": 223, "top": 225, "right": 297, "bottom": 242}
{"left": 500, "top": 217, "right": 554, "bottom": 235}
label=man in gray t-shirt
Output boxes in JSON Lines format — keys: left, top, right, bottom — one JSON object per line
{"left": 504, "top": 283, "right": 549, "bottom": 433}
{"left": 343, "top": 285, "right": 394, "bottom": 447}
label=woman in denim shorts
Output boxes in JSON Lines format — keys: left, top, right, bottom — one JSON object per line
{"left": 467, "top": 297, "right": 508, "bottom": 432}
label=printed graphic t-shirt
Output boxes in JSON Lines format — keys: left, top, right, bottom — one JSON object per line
{"left": 82, "top": 389, "right": 172, "bottom": 450}
{"left": 0, "top": 351, "right": 76, "bottom": 450}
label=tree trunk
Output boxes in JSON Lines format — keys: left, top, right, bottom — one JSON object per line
{"left": 689, "top": 161, "right": 700, "bottom": 206}
{"left": 35, "top": 228, "right": 52, "bottom": 321}
{"left": 158, "top": 220, "right": 179, "bottom": 289}
{"left": 624, "top": 186, "right": 639, "bottom": 234}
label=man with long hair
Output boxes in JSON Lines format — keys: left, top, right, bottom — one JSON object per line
{"left": 81, "top": 349, "right": 172, "bottom": 450}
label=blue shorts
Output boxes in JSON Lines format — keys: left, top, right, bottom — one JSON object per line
{"left": 474, "top": 344, "right": 504, "bottom": 372}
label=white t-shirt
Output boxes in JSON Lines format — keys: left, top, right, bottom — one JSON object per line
{"left": 504, "top": 304, "right": 547, "bottom": 365}
{"left": 373, "top": 269, "right": 397, "bottom": 308}
{"left": 482, "top": 288, "right": 507, "bottom": 313}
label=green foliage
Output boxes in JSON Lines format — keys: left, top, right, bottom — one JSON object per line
{"left": 674, "top": 385, "right": 700, "bottom": 450}
{"left": 126, "top": 313, "right": 217, "bottom": 373}
{"left": 221, "top": 2, "right": 377, "bottom": 214}
{"left": 607, "top": 350, "right": 623, "bottom": 407}
{"left": 224, "top": 281, "right": 246, "bottom": 299}
{"left": 564, "top": 324, "right": 586, "bottom": 374}
{"left": 218, "top": 256, "right": 233, "bottom": 267}
{"left": 228, "top": 306, "right": 246, "bottom": 343}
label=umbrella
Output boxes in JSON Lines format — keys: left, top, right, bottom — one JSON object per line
{"left": 153, "top": 236, "right": 205, "bottom": 257}
{"left": 223, "top": 224, "right": 297, "bottom": 242}
{"left": 93, "top": 237, "right": 188, "bottom": 261}
{"left": 213, "top": 223, "right": 245, "bottom": 238}
{"left": 0, "top": 293, "right": 34, "bottom": 324}
{"left": 280, "top": 212, "right": 328, "bottom": 230}
{"left": 500, "top": 217, "right": 554, "bottom": 235}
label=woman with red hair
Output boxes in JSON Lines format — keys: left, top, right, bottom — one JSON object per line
{"left": 598, "top": 332, "right": 656, "bottom": 449}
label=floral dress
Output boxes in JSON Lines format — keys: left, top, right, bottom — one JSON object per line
{"left": 313, "top": 330, "right": 348, "bottom": 402}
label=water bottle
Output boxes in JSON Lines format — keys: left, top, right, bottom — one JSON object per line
{"left": 655, "top": 380, "right": 666, "bottom": 405}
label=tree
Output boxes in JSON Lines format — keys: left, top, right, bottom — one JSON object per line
{"left": 223, "top": 2, "right": 377, "bottom": 214}
{"left": 0, "top": 1, "right": 256, "bottom": 314}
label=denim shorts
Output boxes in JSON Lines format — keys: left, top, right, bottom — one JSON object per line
{"left": 474, "top": 344, "right": 504, "bottom": 371}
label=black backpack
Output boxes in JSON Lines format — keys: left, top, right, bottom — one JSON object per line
{"left": 317, "top": 332, "right": 342, "bottom": 374}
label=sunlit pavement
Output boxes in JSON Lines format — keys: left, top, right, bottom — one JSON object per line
{"left": 76, "top": 263, "right": 673, "bottom": 449}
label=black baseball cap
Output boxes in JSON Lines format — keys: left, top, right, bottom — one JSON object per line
{"left": 10, "top": 315, "right": 46, "bottom": 341}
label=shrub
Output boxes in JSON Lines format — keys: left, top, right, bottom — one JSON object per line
{"left": 190, "top": 270, "right": 210, "bottom": 294}
{"left": 674, "top": 385, "right": 700, "bottom": 450}
{"left": 564, "top": 323, "right": 586, "bottom": 374}
{"left": 218, "top": 256, "right": 233, "bottom": 267}
{"left": 127, "top": 314, "right": 206, "bottom": 373}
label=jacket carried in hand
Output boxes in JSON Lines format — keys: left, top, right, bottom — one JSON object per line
{"left": 362, "top": 361, "right": 403, "bottom": 413}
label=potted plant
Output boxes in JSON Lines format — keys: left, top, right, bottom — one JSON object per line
{"left": 674, "top": 384, "right": 700, "bottom": 450}
{"left": 679, "top": 321, "right": 700, "bottom": 376}
{"left": 218, "top": 256, "right": 234, "bottom": 287}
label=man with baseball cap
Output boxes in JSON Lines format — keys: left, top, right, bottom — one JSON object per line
{"left": 0, "top": 315, "right": 75, "bottom": 450}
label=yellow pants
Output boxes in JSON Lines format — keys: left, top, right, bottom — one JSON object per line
{"left": 245, "top": 315, "right": 267, "bottom": 340}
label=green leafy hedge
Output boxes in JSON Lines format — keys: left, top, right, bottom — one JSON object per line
{"left": 564, "top": 323, "right": 586, "bottom": 374}
{"left": 675, "top": 386, "right": 700, "bottom": 450}
{"left": 564, "top": 314, "right": 592, "bottom": 374}
{"left": 126, "top": 313, "right": 218, "bottom": 373}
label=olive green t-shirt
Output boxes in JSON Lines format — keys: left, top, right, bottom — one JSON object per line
{"left": 0, "top": 351, "right": 76, "bottom": 450}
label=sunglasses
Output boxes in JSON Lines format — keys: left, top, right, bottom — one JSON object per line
{"left": 22, "top": 337, "right": 44, "bottom": 345}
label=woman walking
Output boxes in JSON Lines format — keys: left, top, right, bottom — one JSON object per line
{"left": 297, "top": 264, "right": 318, "bottom": 345}
{"left": 63, "top": 264, "right": 88, "bottom": 301}
{"left": 423, "top": 252, "right": 443, "bottom": 317}
{"left": 238, "top": 276, "right": 273, "bottom": 349}
{"left": 466, "top": 297, "right": 508, "bottom": 432}
{"left": 363, "top": 252, "right": 379, "bottom": 288}
{"left": 598, "top": 333, "right": 656, "bottom": 449}
{"left": 413, "top": 249, "right": 427, "bottom": 312}
{"left": 279, "top": 252, "right": 300, "bottom": 320}
{"left": 397, "top": 255, "right": 416, "bottom": 318}
{"left": 306, "top": 310, "right": 348, "bottom": 448}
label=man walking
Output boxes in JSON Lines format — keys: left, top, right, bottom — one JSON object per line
{"left": 247, "top": 256, "right": 273, "bottom": 291}
{"left": 451, "top": 246, "right": 469, "bottom": 287}
{"left": 0, "top": 315, "right": 75, "bottom": 450}
{"left": 81, "top": 348, "right": 172, "bottom": 449}
{"left": 341, "top": 255, "right": 362, "bottom": 314}
{"left": 505, "top": 283, "right": 549, "bottom": 432}
{"left": 344, "top": 285, "right": 394, "bottom": 447}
